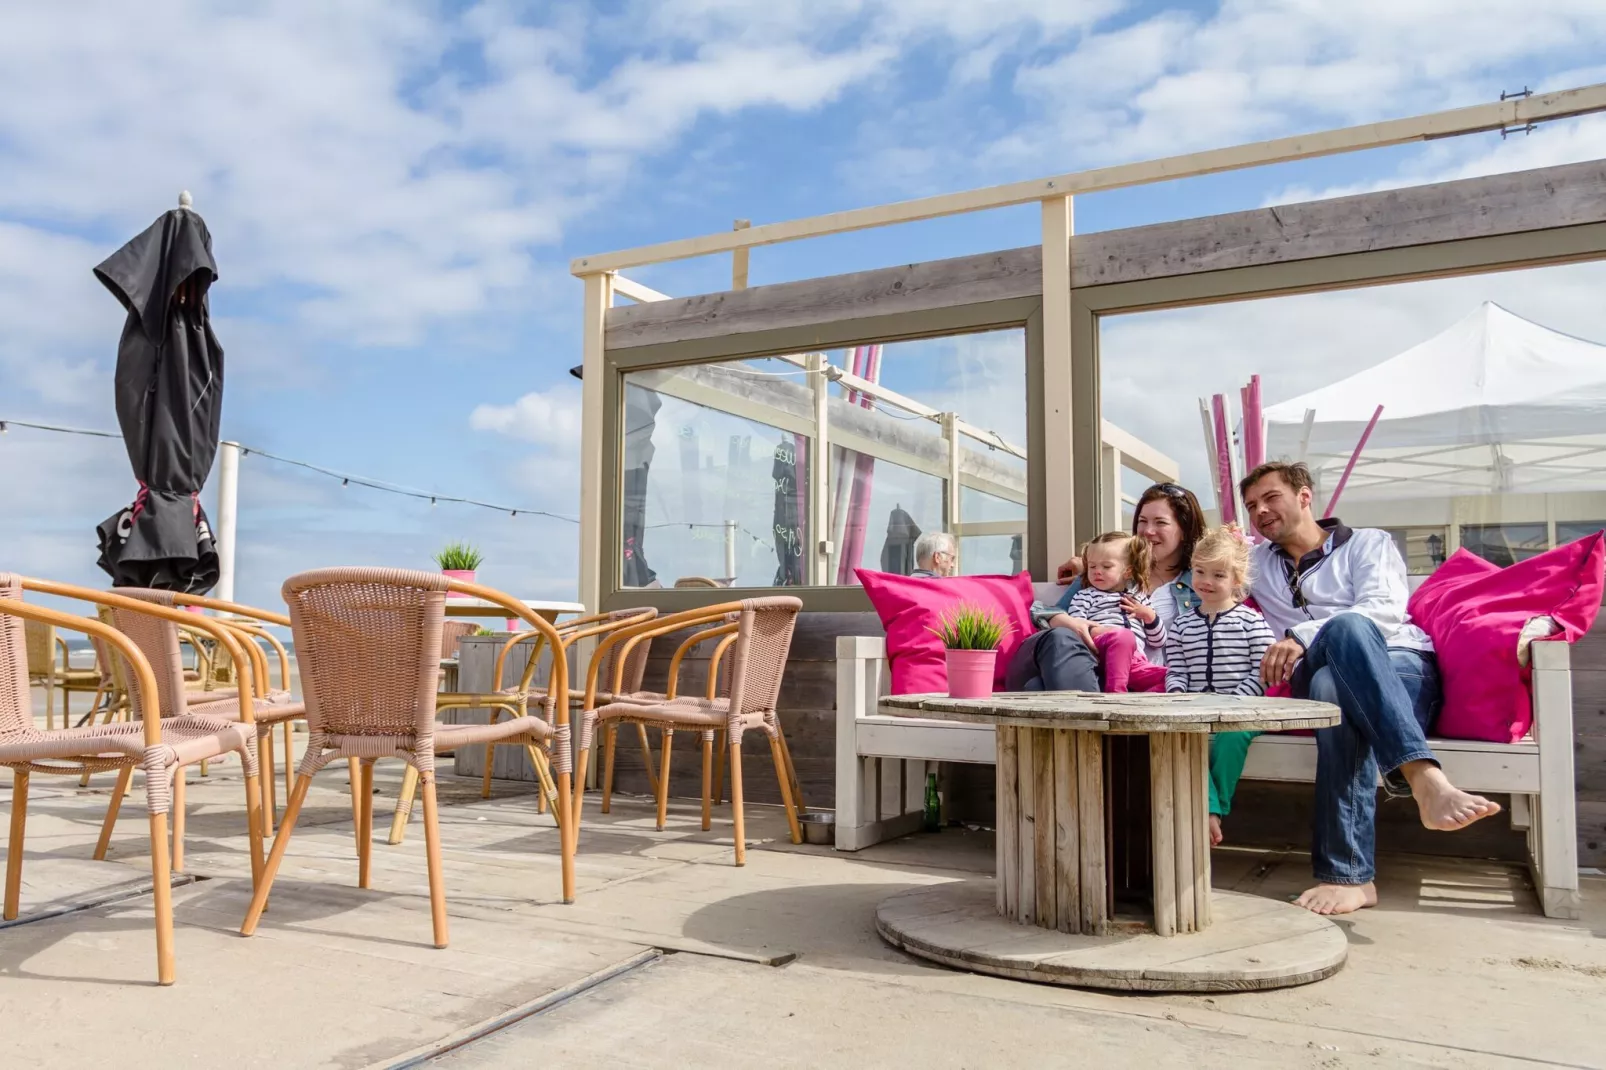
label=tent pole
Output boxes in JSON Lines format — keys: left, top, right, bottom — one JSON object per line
{"left": 215, "top": 441, "right": 240, "bottom": 603}
{"left": 1323, "top": 405, "right": 1384, "bottom": 519}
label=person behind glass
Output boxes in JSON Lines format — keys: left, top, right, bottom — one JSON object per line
{"left": 1007, "top": 482, "right": 1205, "bottom": 693}
{"left": 1241, "top": 460, "right": 1499, "bottom": 916}
{"left": 910, "top": 531, "right": 957, "bottom": 578}
{"left": 1056, "top": 532, "right": 1168, "bottom": 692}
{"left": 1162, "top": 526, "right": 1275, "bottom": 848}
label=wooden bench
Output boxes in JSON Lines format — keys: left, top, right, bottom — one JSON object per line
{"left": 834, "top": 634, "right": 1579, "bottom": 919}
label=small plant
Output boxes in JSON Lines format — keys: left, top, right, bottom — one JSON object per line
{"left": 433, "top": 541, "right": 484, "bottom": 571}
{"left": 929, "top": 603, "right": 1011, "bottom": 650}
{"left": 473, "top": 626, "right": 496, "bottom": 637}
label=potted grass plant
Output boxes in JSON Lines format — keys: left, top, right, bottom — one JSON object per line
{"left": 434, "top": 541, "right": 483, "bottom": 598}
{"left": 930, "top": 603, "right": 1011, "bottom": 699}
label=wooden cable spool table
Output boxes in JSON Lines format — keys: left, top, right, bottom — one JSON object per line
{"left": 873, "top": 691, "right": 1348, "bottom": 992}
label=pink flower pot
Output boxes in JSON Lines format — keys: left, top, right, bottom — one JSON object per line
{"left": 506, "top": 618, "right": 521, "bottom": 632}
{"left": 442, "top": 569, "right": 475, "bottom": 598}
{"left": 944, "top": 648, "right": 997, "bottom": 699}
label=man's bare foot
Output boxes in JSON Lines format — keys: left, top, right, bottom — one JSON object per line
{"left": 1404, "top": 763, "right": 1501, "bottom": 831}
{"left": 1295, "top": 882, "right": 1376, "bottom": 915}
{"left": 1208, "top": 814, "right": 1223, "bottom": 846}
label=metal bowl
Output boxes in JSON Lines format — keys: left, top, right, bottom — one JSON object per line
{"left": 798, "top": 811, "right": 836, "bottom": 846}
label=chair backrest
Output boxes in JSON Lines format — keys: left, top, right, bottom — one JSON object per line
{"left": 111, "top": 588, "right": 194, "bottom": 721}
{"left": 23, "top": 620, "right": 55, "bottom": 676}
{"left": 440, "top": 620, "right": 476, "bottom": 660}
{"left": 282, "top": 567, "right": 447, "bottom": 740}
{"left": 674, "top": 576, "right": 724, "bottom": 589}
{"left": 93, "top": 606, "right": 132, "bottom": 695}
{"left": 726, "top": 597, "right": 802, "bottom": 719}
{"left": 0, "top": 574, "right": 34, "bottom": 736}
{"left": 598, "top": 607, "right": 658, "bottom": 695}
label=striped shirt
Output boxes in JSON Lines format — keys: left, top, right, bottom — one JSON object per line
{"left": 1061, "top": 587, "right": 1165, "bottom": 648}
{"left": 1165, "top": 604, "right": 1275, "bottom": 697}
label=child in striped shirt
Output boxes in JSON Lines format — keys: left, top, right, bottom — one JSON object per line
{"left": 1058, "top": 531, "right": 1167, "bottom": 692}
{"left": 1164, "top": 526, "right": 1275, "bottom": 846}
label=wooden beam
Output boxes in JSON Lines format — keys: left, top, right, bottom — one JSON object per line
{"left": 605, "top": 158, "right": 1606, "bottom": 351}
{"left": 573, "top": 83, "right": 1606, "bottom": 274}
{"left": 578, "top": 273, "right": 613, "bottom": 614}
{"left": 732, "top": 219, "right": 751, "bottom": 290}
{"left": 611, "top": 274, "right": 671, "bottom": 304}
{"left": 1099, "top": 419, "right": 1178, "bottom": 483}
{"left": 1040, "top": 196, "right": 1078, "bottom": 575}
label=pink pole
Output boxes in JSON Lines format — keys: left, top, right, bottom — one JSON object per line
{"left": 837, "top": 345, "right": 881, "bottom": 583}
{"left": 1240, "top": 375, "right": 1265, "bottom": 471}
{"left": 1322, "top": 405, "right": 1384, "bottom": 519}
{"left": 1211, "top": 394, "right": 1236, "bottom": 525}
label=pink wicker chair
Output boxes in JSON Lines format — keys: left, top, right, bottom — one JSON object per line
{"left": 241, "top": 568, "right": 576, "bottom": 950}
{"left": 1, "top": 575, "right": 267, "bottom": 986}
{"left": 572, "top": 597, "right": 803, "bottom": 865}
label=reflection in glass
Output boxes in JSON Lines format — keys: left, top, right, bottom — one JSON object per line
{"left": 1461, "top": 523, "right": 1549, "bottom": 567}
{"left": 1557, "top": 521, "right": 1606, "bottom": 546}
{"left": 1383, "top": 526, "right": 1449, "bottom": 574}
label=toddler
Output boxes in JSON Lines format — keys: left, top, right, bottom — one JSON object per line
{"left": 1056, "top": 531, "right": 1166, "bottom": 692}
{"left": 1164, "top": 526, "right": 1275, "bottom": 846}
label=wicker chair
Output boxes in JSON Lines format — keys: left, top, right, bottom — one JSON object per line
{"left": 572, "top": 597, "right": 803, "bottom": 865}
{"left": 24, "top": 620, "right": 103, "bottom": 730}
{"left": 1, "top": 575, "right": 267, "bottom": 986}
{"left": 383, "top": 607, "right": 656, "bottom": 844}
{"left": 241, "top": 568, "right": 576, "bottom": 949}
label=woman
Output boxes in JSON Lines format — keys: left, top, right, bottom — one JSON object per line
{"left": 1005, "top": 482, "right": 1206, "bottom": 692}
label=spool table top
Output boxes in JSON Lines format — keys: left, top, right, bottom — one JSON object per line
{"left": 879, "top": 691, "right": 1340, "bottom": 734}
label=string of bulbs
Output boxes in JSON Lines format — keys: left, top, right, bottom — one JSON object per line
{"left": 0, "top": 418, "right": 580, "bottom": 524}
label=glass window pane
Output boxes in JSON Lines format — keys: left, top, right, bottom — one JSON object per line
{"left": 1461, "top": 523, "right": 1548, "bottom": 568}
{"left": 1383, "top": 526, "right": 1449, "bottom": 574}
{"left": 618, "top": 328, "right": 1025, "bottom": 588}
{"left": 1557, "top": 521, "right": 1606, "bottom": 545}
{"left": 958, "top": 534, "right": 1026, "bottom": 576}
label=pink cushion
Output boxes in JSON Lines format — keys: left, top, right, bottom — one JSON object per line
{"left": 856, "top": 569, "right": 1035, "bottom": 694}
{"left": 1407, "top": 533, "right": 1605, "bottom": 743}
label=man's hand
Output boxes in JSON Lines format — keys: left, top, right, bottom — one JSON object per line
{"left": 1056, "top": 556, "right": 1084, "bottom": 585}
{"left": 1261, "top": 637, "right": 1303, "bottom": 687}
{"left": 1120, "top": 594, "right": 1156, "bottom": 624}
{"left": 1049, "top": 614, "right": 1097, "bottom": 650}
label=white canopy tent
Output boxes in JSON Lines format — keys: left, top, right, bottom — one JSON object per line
{"left": 1265, "top": 302, "right": 1606, "bottom": 503}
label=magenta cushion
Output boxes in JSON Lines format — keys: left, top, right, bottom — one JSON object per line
{"left": 1407, "top": 533, "right": 1605, "bottom": 743}
{"left": 856, "top": 569, "right": 1036, "bottom": 694}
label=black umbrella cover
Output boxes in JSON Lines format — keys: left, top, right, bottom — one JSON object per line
{"left": 93, "top": 207, "right": 224, "bottom": 592}
{"left": 879, "top": 504, "right": 922, "bottom": 575}
{"left": 771, "top": 438, "right": 804, "bottom": 586}
{"left": 620, "top": 385, "right": 662, "bottom": 588}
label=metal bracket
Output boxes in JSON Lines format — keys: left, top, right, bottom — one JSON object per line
{"left": 1501, "top": 123, "right": 1538, "bottom": 139}
{"left": 1500, "top": 86, "right": 1533, "bottom": 101}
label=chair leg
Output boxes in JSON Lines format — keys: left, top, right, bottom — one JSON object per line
{"left": 729, "top": 740, "right": 746, "bottom": 867}
{"left": 712, "top": 729, "right": 727, "bottom": 807}
{"left": 421, "top": 775, "right": 449, "bottom": 948}
{"left": 777, "top": 723, "right": 805, "bottom": 816}
{"left": 80, "top": 703, "right": 118, "bottom": 788}
{"left": 282, "top": 721, "right": 294, "bottom": 801}
{"left": 242, "top": 773, "right": 312, "bottom": 936}
{"left": 656, "top": 729, "right": 674, "bottom": 832}
{"left": 45, "top": 673, "right": 55, "bottom": 730}
{"left": 769, "top": 735, "right": 803, "bottom": 845}
{"left": 701, "top": 732, "right": 714, "bottom": 832}
{"left": 148, "top": 809, "right": 176, "bottom": 985}
{"left": 171, "top": 769, "right": 187, "bottom": 873}
{"left": 261, "top": 727, "right": 278, "bottom": 835}
{"left": 95, "top": 767, "right": 134, "bottom": 860}
{"left": 525, "top": 742, "right": 558, "bottom": 813}
{"left": 199, "top": 758, "right": 209, "bottom": 778}
{"left": 348, "top": 756, "right": 363, "bottom": 835}
{"left": 389, "top": 763, "right": 420, "bottom": 846}
{"left": 570, "top": 745, "right": 590, "bottom": 853}
{"left": 601, "top": 726, "right": 617, "bottom": 813}
{"left": 5, "top": 771, "right": 28, "bottom": 920}
{"left": 357, "top": 760, "right": 374, "bottom": 890}
{"left": 482, "top": 709, "right": 500, "bottom": 799}
{"left": 637, "top": 723, "right": 660, "bottom": 797}
{"left": 242, "top": 759, "right": 266, "bottom": 894}
{"left": 556, "top": 766, "right": 576, "bottom": 905}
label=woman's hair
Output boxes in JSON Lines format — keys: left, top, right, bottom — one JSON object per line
{"left": 1081, "top": 530, "right": 1151, "bottom": 592}
{"left": 1131, "top": 483, "right": 1206, "bottom": 571}
{"left": 1191, "top": 526, "right": 1252, "bottom": 597}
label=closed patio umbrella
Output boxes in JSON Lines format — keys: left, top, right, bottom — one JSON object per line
{"left": 622, "top": 384, "right": 661, "bottom": 587}
{"left": 94, "top": 194, "right": 224, "bottom": 592}
{"left": 879, "top": 504, "right": 922, "bottom": 575}
{"left": 771, "top": 437, "right": 804, "bottom": 586}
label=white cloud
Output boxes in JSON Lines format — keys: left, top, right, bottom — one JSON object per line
{"left": 470, "top": 386, "right": 583, "bottom": 450}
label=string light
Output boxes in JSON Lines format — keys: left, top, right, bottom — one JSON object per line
{"left": 0, "top": 417, "right": 579, "bottom": 524}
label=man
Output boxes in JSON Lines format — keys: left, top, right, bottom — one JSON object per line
{"left": 1241, "top": 461, "right": 1499, "bottom": 916}
{"left": 910, "top": 531, "right": 958, "bottom": 578}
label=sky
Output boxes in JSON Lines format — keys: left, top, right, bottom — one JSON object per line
{"left": 3, "top": 0, "right": 1605, "bottom": 606}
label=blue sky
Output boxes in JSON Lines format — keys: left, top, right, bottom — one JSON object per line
{"left": 3, "top": 0, "right": 1605, "bottom": 606}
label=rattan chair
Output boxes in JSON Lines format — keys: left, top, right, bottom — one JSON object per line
{"left": 241, "top": 568, "right": 576, "bottom": 950}
{"left": 572, "top": 597, "right": 803, "bottom": 865}
{"left": 1, "top": 575, "right": 267, "bottom": 986}
{"left": 383, "top": 607, "right": 658, "bottom": 845}
{"left": 24, "top": 620, "right": 104, "bottom": 730}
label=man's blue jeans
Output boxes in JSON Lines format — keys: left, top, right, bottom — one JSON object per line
{"left": 1292, "top": 613, "right": 1442, "bottom": 886}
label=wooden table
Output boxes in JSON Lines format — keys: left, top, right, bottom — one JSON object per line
{"left": 442, "top": 597, "right": 585, "bottom": 622}
{"left": 873, "top": 691, "right": 1348, "bottom": 992}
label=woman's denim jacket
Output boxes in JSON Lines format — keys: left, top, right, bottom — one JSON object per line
{"left": 1029, "top": 569, "right": 1200, "bottom": 631}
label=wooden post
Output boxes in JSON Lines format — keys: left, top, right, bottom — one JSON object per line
{"left": 215, "top": 441, "right": 240, "bottom": 604}
{"left": 1099, "top": 443, "right": 1122, "bottom": 531}
{"left": 1076, "top": 729, "right": 1106, "bottom": 933}
{"left": 1016, "top": 728, "right": 1036, "bottom": 927}
{"left": 1191, "top": 734, "right": 1212, "bottom": 928}
{"left": 1052, "top": 730, "right": 1079, "bottom": 933}
{"left": 1032, "top": 728, "right": 1057, "bottom": 929}
{"left": 941, "top": 412, "right": 962, "bottom": 569}
{"left": 578, "top": 272, "right": 613, "bottom": 617}
{"left": 1171, "top": 734, "right": 1197, "bottom": 933}
{"left": 997, "top": 726, "right": 1019, "bottom": 918}
{"left": 1040, "top": 195, "right": 1078, "bottom": 574}
{"left": 731, "top": 219, "right": 751, "bottom": 289}
{"left": 807, "top": 353, "right": 832, "bottom": 584}
{"left": 1149, "top": 734, "right": 1177, "bottom": 937}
